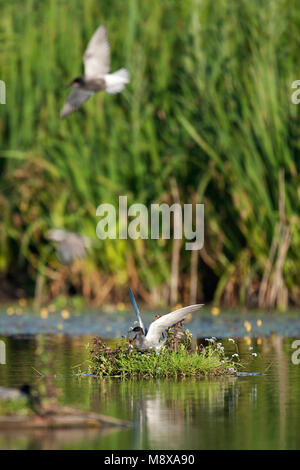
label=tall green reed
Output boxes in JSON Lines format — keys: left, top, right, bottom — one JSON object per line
{"left": 0, "top": 0, "right": 299, "bottom": 308}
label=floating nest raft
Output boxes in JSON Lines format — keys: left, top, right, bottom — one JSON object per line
{"left": 0, "top": 406, "right": 130, "bottom": 430}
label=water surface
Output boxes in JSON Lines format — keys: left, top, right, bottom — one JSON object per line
{"left": 0, "top": 333, "right": 299, "bottom": 450}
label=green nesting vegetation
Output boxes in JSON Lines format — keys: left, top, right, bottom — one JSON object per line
{"left": 89, "top": 329, "right": 236, "bottom": 379}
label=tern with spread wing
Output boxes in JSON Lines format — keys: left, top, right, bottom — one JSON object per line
{"left": 61, "top": 24, "right": 130, "bottom": 118}
{"left": 129, "top": 302, "right": 204, "bottom": 350}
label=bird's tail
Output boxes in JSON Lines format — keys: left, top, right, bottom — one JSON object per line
{"left": 105, "top": 68, "right": 130, "bottom": 94}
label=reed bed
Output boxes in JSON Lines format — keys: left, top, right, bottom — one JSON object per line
{"left": 0, "top": 0, "right": 299, "bottom": 308}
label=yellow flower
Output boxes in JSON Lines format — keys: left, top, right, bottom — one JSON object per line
{"left": 244, "top": 336, "right": 251, "bottom": 346}
{"left": 15, "top": 308, "right": 23, "bottom": 316}
{"left": 117, "top": 302, "right": 126, "bottom": 311}
{"left": 244, "top": 320, "right": 252, "bottom": 332}
{"left": 57, "top": 323, "right": 64, "bottom": 331}
{"left": 211, "top": 307, "right": 220, "bottom": 316}
{"left": 61, "top": 309, "right": 70, "bottom": 320}
{"left": 257, "top": 337, "right": 262, "bottom": 345}
{"left": 257, "top": 319, "right": 262, "bottom": 327}
{"left": 174, "top": 304, "right": 183, "bottom": 310}
{"left": 18, "top": 298, "right": 27, "bottom": 307}
{"left": 40, "top": 308, "right": 48, "bottom": 319}
{"left": 6, "top": 307, "right": 14, "bottom": 316}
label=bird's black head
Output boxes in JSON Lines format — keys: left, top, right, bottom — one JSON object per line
{"left": 19, "top": 384, "right": 32, "bottom": 396}
{"left": 131, "top": 326, "right": 144, "bottom": 334}
{"left": 69, "top": 77, "right": 84, "bottom": 87}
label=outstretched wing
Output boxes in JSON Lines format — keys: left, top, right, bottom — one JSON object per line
{"left": 60, "top": 88, "right": 93, "bottom": 118}
{"left": 83, "top": 25, "right": 110, "bottom": 79}
{"left": 129, "top": 288, "right": 146, "bottom": 334}
{"left": 146, "top": 304, "right": 204, "bottom": 344}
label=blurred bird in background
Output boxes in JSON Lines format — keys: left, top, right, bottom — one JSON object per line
{"left": 47, "top": 229, "right": 91, "bottom": 266}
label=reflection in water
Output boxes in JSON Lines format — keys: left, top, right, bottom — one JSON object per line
{"left": 0, "top": 335, "right": 300, "bottom": 449}
{"left": 0, "top": 426, "right": 125, "bottom": 451}
{"left": 133, "top": 377, "right": 239, "bottom": 449}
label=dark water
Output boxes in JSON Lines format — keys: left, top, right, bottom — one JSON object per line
{"left": 0, "top": 333, "right": 300, "bottom": 450}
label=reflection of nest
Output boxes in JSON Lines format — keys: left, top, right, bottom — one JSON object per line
{"left": 0, "top": 425, "right": 126, "bottom": 450}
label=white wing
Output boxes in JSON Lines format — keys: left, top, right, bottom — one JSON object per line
{"left": 146, "top": 304, "right": 204, "bottom": 344}
{"left": 83, "top": 25, "right": 110, "bottom": 79}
